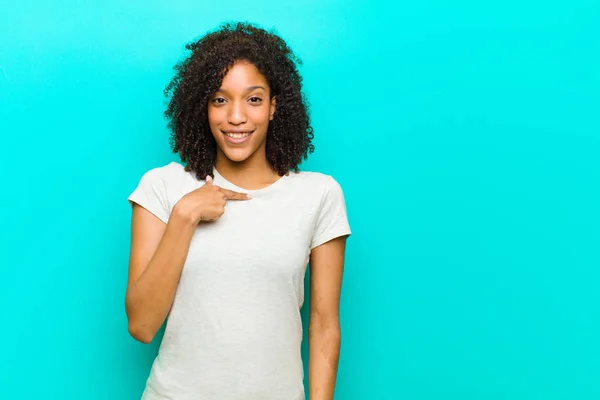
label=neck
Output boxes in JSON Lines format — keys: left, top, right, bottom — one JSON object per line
{"left": 214, "top": 150, "right": 281, "bottom": 190}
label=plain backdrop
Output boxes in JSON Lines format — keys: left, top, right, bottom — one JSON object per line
{"left": 1, "top": 0, "right": 599, "bottom": 398}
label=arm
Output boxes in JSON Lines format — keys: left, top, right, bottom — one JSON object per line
{"left": 308, "top": 235, "right": 348, "bottom": 400}
{"left": 125, "top": 203, "right": 197, "bottom": 344}
{"left": 125, "top": 175, "right": 250, "bottom": 344}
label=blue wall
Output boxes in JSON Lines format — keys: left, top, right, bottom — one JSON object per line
{"left": 1, "top": 1, "right": 599, "bottom": 398}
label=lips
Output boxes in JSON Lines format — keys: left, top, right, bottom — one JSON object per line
{"left": 222, "top": 130, "right": 254, "bottom": 144}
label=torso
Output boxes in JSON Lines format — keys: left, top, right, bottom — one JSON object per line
{"left": 141, "top": 162, "right": 333, "bottom": 400}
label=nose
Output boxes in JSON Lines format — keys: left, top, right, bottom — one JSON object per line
{"left": 227, "top": 100, "right": 247, "bottom": 125}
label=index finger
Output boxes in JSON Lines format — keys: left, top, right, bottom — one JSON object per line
{"left": 219, "top": 188, "right": 252, "bottom": 200}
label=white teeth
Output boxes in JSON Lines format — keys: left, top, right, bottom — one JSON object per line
{"left": 226, "top": 132, "right": 251, "bottom": 139}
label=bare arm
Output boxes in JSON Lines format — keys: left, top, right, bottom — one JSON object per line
{"left": 125, "top": 204, "right": 197, "bottom": 343}
{"left": 125, "top": 175, "right": 250, "bottom": 344}
{"left": 308, "top": 235, "right": 348, "bottom": 400}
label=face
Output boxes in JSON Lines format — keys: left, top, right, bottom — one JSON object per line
{"left": 208, "top": 60, "right": 276, "bottom": 165}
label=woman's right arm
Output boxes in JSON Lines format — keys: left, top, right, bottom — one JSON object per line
{"left": 125, "top": 175, "right": 250, "bottom": 344}
{"left": 125, "top": 203, "right": 197, "bottom": 344}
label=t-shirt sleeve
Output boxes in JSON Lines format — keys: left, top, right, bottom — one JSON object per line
{"left": 310, "top": 176, "right": 352, "bottom": 249}
{"left": 127, "top": 168, "right": 170, "bottom": 224}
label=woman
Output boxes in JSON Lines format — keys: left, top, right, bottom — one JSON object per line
{"left": 126, "top": 22, "right": 351, "bottom": 400}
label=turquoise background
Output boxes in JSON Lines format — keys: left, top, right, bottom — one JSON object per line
{"left": 1, "top": 0, "right": 599, "bottom": 398}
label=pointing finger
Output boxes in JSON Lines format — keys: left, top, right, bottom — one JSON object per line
{"left": 219, "top": 188, "right": 252, "bottom": 200}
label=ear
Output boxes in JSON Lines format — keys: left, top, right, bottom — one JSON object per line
{"left": 269, "top": 96, "right": 277, "bottom": 121}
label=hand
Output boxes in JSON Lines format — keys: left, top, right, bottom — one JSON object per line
{"left": 174, "top": 175, "right": 251, "bottom": 224}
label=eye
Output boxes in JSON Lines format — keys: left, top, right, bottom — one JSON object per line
{"left": 248, "top": 96, "right": 262, "bottom": 103}
{"left": 212, "top": 97, "right": 226, "bottom": 104}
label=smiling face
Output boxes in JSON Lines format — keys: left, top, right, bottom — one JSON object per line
{"left": 208, "top": 60, "right": 276, "bottom": 167}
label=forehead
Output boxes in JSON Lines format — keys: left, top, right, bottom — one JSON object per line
{"left": 219, "top": 61, "right": 269, "bottom": 89}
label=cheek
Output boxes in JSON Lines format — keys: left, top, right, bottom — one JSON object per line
{"left": 207, "top": 109, "right": 225, "bottom": 140}
{"left": 251, "top": 106, "right": 272, "bottom": 124}
{"left": 207, "top": 108, "right": 219, "bottom": 126}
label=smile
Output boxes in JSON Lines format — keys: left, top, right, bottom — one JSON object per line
{"left": 222, "top": 130, "right": 254, "bottom": 144}
{"left": 225, "top": 132, "right": 252, "bottom": 139}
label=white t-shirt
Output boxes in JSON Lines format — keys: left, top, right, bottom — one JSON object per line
{"left": 127, "top": 161, "right": 351, "bottom": 400}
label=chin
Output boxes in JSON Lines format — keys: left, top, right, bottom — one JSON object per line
{"left": 223, "top": 148, "right": 254, "bottom": 163}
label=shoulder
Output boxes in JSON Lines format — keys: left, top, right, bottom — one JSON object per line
{"left": 137, "top": 161, "right": 192, "bottom": 184}
{"left": 142, "top": 161, "right": 186, "bottom": 177}
{"left": 296, "top": 171, "right": 351, "bottom": 248}
{"left": 287, "top": 170, "right": 346, "bottom": 205}
{"left": 133, "top": 161, "right": 199, "bottom": 201}
{"left": 290, "top": 170, "right": 344, "bottom": 192}
{"left": 129, "top": 162, "right": 199, "bottom": 217}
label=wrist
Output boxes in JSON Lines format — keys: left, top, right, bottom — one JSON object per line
{"left": 172, "top": 197, "right": 201, "bottom": 226}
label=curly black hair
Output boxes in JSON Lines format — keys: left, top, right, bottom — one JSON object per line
{"left": 164, "top": 22, "right": 315, "bottom": 180}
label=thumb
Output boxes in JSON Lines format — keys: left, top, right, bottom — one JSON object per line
{"left": 205, "top": 174, "right": 213, "bottom": 185}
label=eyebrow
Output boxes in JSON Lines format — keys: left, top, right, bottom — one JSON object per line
{"left": 215, "top": 86, "right": 267, "bottom": 94}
